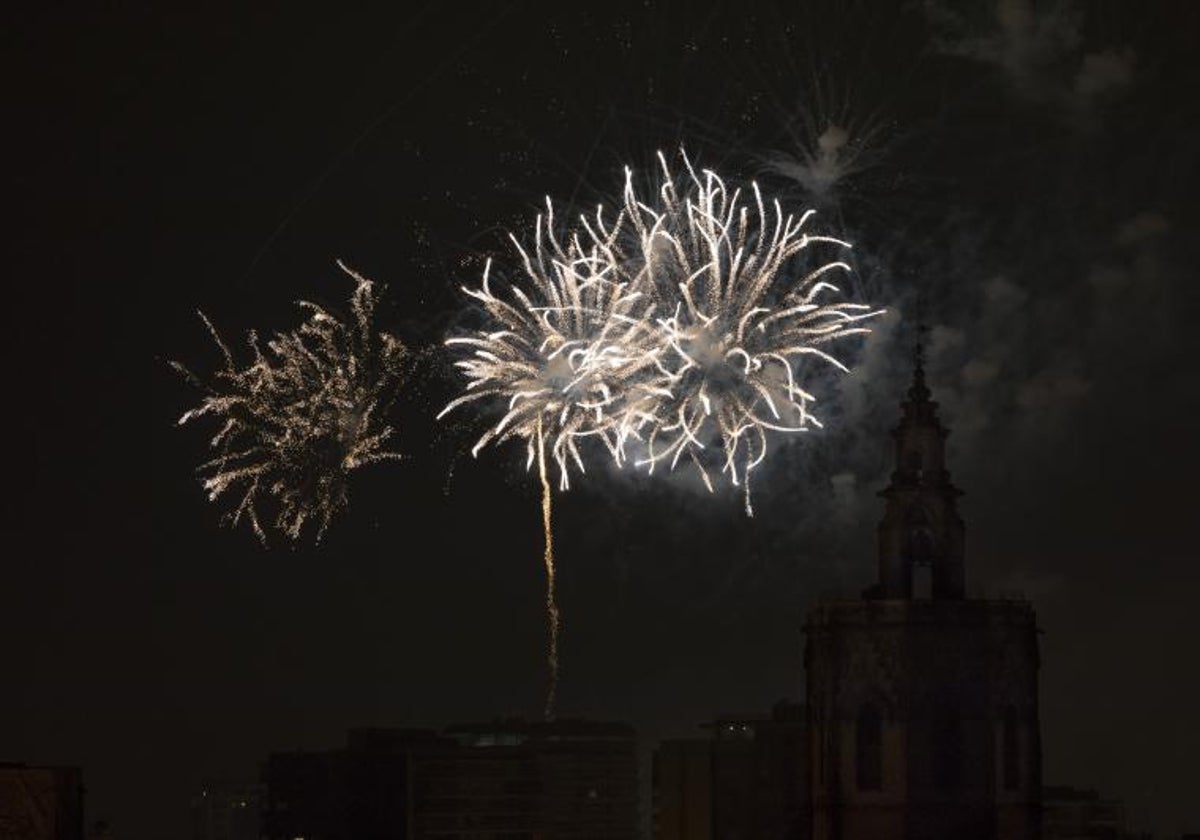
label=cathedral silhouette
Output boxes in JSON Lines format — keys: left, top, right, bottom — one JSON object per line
{"left": 804, "top": 343, "right": 1042, "bottom": 839}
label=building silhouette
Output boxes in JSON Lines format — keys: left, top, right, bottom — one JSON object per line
{"left": 1041, "top": 786, "right": 1125, "bottom": 840}
{"left": 652, "top": 348, "right": 1050, "bottom": 839}
{"left": 653, "top": 737, "right": 712, "bottom": 840}
{"left": 414, "top": 719, "right": 637, "bottom": 838}
{"left": 263, "top": 728, "right": 446, "bottom": 840}
{"left": 653, "top": 701, "right": 809, "bottom": 840}
{"left": 803, "top": 348, "right": 1043, "bottom": 839}
{"left": 0, "top": 763, "right": 85, "bottom": 840}
{"left": 190, "top": 778, "right": 263, "bottom": 840}
{"left": 262, "top": 719, "right": 637, "bottom": 840}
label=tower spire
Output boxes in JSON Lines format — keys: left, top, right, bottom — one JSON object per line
{"left": 870, "top": 307, "right": 966, "bottom": 600}
{"left": 908, "top": 297, "right": 931, "bottom": 403}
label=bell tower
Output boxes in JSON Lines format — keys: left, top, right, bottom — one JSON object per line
{"left": 804, "top": 332, "right": 1042, "bottom": 840}
{"left": 872, "top": 338, "right": 965, "bottom": 600}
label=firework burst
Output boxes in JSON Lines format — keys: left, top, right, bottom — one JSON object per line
{"left": 441, "top": 150, "right": 880, "bottom": 716}
{"left": 439, "top": 200, "right": 655, "bottom": 718}
{"left": 173, "top": 261, "right": 411, "bottom": 544}
{"left": 438, "top": 201, "right": 654, "bottom": 488}
{"left": 619, "top": 151, "right": 883, "bottom": 513}
{"left": 760, "top": 93, "right": 894, "bottom": 213}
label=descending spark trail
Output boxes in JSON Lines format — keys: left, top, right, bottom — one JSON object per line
{"left": 173, "top": 262, "right": 411, "bottom": 544}
{"left": 439, "top": 200, "right": 646, "bottom": 719}
{"left": 535, "top": 417, "right": 560, "bottom": 721}
{"left": 442, "top": 149, "right": 881, "bottom": 715}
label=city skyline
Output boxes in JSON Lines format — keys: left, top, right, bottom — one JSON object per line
{"left": 6, "top": 2, "right": 1199, "bottom": 837}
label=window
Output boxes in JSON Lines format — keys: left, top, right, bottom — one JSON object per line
{"left": 912, "top": 563, "right": 933, "bottom": 599}
{"left": 933, "top": 708, "right": 962, "bottom": 790}
{"left": 856, "top": 704, "right": 882, "bottom": 791}
{"left": 905, "top": 527, "right": 935, "bottom": 566}
{"left": 814, "top": 724, "right": 824, "bottom": 785}
{"left": 1003, "top": 706, "right": 1020, "bottom": 790}
{"left": 903, "top": 508, "right": 936, "bottom": 582}
{"left": 905, "top": 449, "right": 923, "bottom": 474}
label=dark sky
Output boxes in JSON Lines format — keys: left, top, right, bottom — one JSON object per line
{"left": 7, "top": 2, "right": 1199, "bottom": 837}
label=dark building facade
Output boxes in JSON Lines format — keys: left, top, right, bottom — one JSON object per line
{"left": 263, "top": 728, "right": 447, "bottom": 840}
{"left": 0, "top": 763, "right": 85, "bottom": 840}
{"left": 653, "top": 701, "right": 809, "bottom": 840}
{"left": 653, "top": 738, "right": 712, "bottom": 840}
{"left": 1041, "top": 787, "right": 1125, "bottom": 840}
{"left": 414, "top": 719, "right": 638, "bottom": 839}
{"left": 190, "top": 779, "right": 262, "bottom": 840}
{"left": 803, "top": 353, "right": 1043, "bottom": 840}
{"left": 262, "top": 720, "right": 637, "bottom": 840}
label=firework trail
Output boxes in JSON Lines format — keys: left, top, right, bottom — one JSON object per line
{"left": 439, "top": 199, "right": 653, "bottom": 718}
{"left": 173, "top": 261, "right": 411, "bottom": 544}
{"left": 442, "top": 150, "right": 879, "bottom": 715}
{"left": 535, "top": 416, "right": 560, "bottom": 720}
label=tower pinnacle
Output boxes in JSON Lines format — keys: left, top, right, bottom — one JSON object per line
{"left": 909, "top": 318, "right": 931, "bottom": 403}
{"left": 870, "top": 322, "right": 965, "bottom": 600}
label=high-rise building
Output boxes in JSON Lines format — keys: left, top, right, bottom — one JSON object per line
{"left": 261, "top": 720, "right": 637, "bottom": 839}
{"left": 653, "top": 738, "right": 712, "bottom": 840}
{"left": 1041, "top": 786, "right": 1125, "bottom": 840}
{"left": 413, "top": 719, "right": 638, "bottom": 839}
{"left": 803, "top": 348, "right": 1043, "bottom": 839}
{"left": 0, "top": 763, "right": 85, "bottom": 840}
{"left": 653, "top": 701, "right": 809, "bottom": 840}
{"left": 262, "top": 728, "right": 446, "bottom": 840}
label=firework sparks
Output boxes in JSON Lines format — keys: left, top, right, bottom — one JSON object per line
{"left": 438, "top": 200, "right": 653, "bottom": 488}
{"left": 759, "top": 79, "right": 894, "bottom": 212}
{"left": 173, "top": 261, "right": 411, "bottom": 544}
{"left": 620, "top": 151, "right": 883, "bottom": 513}
{"left": 765, "top": 124, "right": 861, "bottom": 200}
{"left": 441, "top": 150, "right": 880, "bottom": 715}
{"left": 439, "top": 198, "right": 653, "bottom": 718}
{"left": 535, "top": 416, "right": 560, "bottom": 721}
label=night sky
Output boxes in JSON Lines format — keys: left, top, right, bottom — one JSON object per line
{"left": 7, "top": 2, "right": 1200, "bottom": 837}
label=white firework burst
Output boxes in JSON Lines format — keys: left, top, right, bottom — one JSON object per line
{"left": 618, "top": 151, "right": 883, "bottom": 512}
{"left": 438, "top": 199, "right": 655, "bottom": 490}
{"left": 441, "top": 152, "right": 881, "bottom": 719}
{"left": 443, "top": 151, "right": 882, "bottom": 512}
